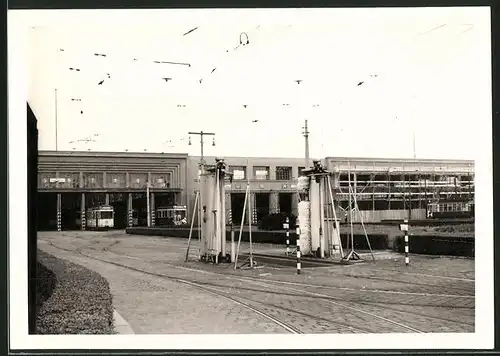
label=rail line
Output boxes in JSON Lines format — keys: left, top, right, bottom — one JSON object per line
{"left": 96, "top": 243, "right": 474, "bottom": 329}
{"left": 43, "top": 240, "right": 303, "bottom": 334}
{"left": 95, "top": 240, "right": 474, "bottom": 299}
{"left": 43, "top": 240, "right": 374, "bottom": 334}
{"left": 41, "top": 237, "right": 473, "bottom": 332}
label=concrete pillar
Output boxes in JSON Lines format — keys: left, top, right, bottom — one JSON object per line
{"left": 125, "top": 172, "right": 130, "bottom": 188}
{"left": 269, "top": 192, "right": 279, "bottom": 214}
{"left": 79, "top": 172, "right": 84, "bottom": 188}
{"left": 56, "top": 193, "right": 62, "bottom": 231}
{"left": 225, "top": 192, "right": 232, "bottom": 226}
{"left": 150, "top": 193, "right": 155, "bottom": 226}
{"left": 81, "top": 193, "right": 86, "bottom": 231}
{"left": 269, "top": 165, "right": 277, "bottom": 180}
{"left": 291, "top": 191, "right": 299, "bottom": 217}
{"left": 103, "top": 172, "right": 107, "bottom": 188}
{"left": 387, "top": 170, "right": 391, "bottom": 210}
{"left": 105, "top": 193, "right": 110, "bottom": 205}
{"left": 127, "top": 193, "right": 133, "bottom": 227}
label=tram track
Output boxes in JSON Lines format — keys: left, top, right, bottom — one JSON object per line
{"left": 99, "top": 240, "right": 474, "bottom": 299}
{"left": 42, "top": 239, "right": 375, "bottom": 334}
{"left": 41, "top": 237, "right": 474, "bottom": 332}
{"left": 96, "top": 241, "right": 474, "bottom": 330}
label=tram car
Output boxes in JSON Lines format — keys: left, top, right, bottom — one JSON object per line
{"left": 156, "top": 205, "right": 188, "bottom": 226}
{"left": 426, "top": 200, "right": 474, "bottom": 219}
{"left": 86, "top": 205, "right": 115, "bottom": 230}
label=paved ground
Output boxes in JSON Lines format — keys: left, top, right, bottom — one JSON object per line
{"left": 38, "top": 230, "right": 475, "bottom": 334}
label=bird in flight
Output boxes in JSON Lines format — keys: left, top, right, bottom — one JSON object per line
{"left": 211, "top": 68, "right": 217, "bottom": 74}
{"left": 182, "top": 26, "right": 199, "bottom": 36}
{"left": 243, "top": 105, "right": 248, "bottom": 108}
{"left": 98, "top": 80, "right": 104, "bottom": 85}
{"left": 162, "top": 77, "right": 173, "bottom": 82}
{"left": 80, "top": 110, "right": 83, "bottom": 114}
{"left": 295, "top": 80, "right": 302, "bottom": 84}
{"left": 252, "top": 119, "right": 259, "bottom": 123}
{"left": 357, "top": 81, "right": 364, "bottom": 86}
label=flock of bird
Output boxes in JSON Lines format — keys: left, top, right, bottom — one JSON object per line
{"left": 61, "top": 25, "right": 381, "bottom": 150}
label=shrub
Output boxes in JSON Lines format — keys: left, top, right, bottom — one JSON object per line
{"left": 258, "top": 213, "right": 297, "bottom": 231}
{"left": 36, "top": 250, "right": 115, "bottom": 334}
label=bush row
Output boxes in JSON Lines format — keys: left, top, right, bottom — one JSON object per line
{"left": 393, "top": 235, "right": 474, "bottom": 257}
{"left": 126, "top": 227, "right": 390, "bottom": 250}
{"left": 258, "top": 213, "right": 297, "bottom": 231}
{"left": 127, "top": 227, "right": 475, "bottom": 257}
{"left": 36, "top": 250, "right": 115, "bottom": 334}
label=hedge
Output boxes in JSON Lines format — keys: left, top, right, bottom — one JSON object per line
{"left": 36, "top": 250, "right": 115, "bottom": 334}
{"left": 126, "top": 227, "right": 390, "bottom": 250}
{"left": 392, "top": 235, "right": 474, "bottom": 257}
{"left": 258, "top": 213, "right": 297, "bottom": 231}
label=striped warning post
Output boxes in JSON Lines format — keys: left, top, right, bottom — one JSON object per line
{"left": 81, "top": 209, "right": 86, "bottom": 231}
{"left": 296, "top": 237, "right": 301, "bottom": 274}
{"left": 128, "top": 209, "right": 133, "bottom": 227}
{"left": 284, "top": 217, "right": 290, "bottom": 255}
{"left": 252, "top": 207, "right": 257, "bottom": 224}
{"left": 227, "top": 209, "right": 232, "bottom": 225}
{"left": 57, "top": 211, "right": 62, "bottom": 232}
{"left": 151, "top": 210, "right": 155, "bottom": 227}
{"left": 404, "top": 222, "right": 410, "bottom": 266}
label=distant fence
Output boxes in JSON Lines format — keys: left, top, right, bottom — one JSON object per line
{"left": 348, "top": 209, "right": 426, "bottom": 223}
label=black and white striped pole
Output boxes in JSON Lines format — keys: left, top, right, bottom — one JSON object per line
{"left": 399, "top": 219, "right": 409, "bottom": 266}
{"left": 56, "top": 193, "right": 62, "bottom": 232}
{"left": 284, "top": 216, "right": 290, "bottom": 255}
{"left": 296, "top": 217, "right": 301, "bottom": 274}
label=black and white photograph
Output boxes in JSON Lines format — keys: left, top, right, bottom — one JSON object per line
{"left": 8, "top": 6, "right": 494, "bottom": 351}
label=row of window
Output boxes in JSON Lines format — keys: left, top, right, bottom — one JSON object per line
{"left": 198, "top": 166, "right": 305, "bottom": 181}
{"left": 39, "top": 173, "right": 172, "bottom": 189}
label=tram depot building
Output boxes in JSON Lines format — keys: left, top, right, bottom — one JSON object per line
{"left": 37, "top": 150, "right": 475, "bottom": 231}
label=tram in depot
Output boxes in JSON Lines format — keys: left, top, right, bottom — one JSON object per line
{"left": 426, "top": 199, "right": 474, "bottom": 219}
{"left": 156, "top": 205, "right": 188, "bottom": 226}
{"left": 85, "top": 205, "right": 115, "bottom": 229}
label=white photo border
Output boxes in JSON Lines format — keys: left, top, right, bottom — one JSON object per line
{"left": 8, "top": 7, "right": 494, "bottom": 350}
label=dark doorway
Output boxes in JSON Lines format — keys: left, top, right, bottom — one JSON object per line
{"left": 37, "top": 192, "right": 57, "bottom": 231}
{"left": 86, "top": 193, "right": 107, "bottom": 209}
{"left": 132, "top": 193, "right": 147, "bottom": 226}
{"left": 279, "top": 193, "right": 293, "bottom": 216}
{"left": 255, "top": 193, "right": 270, "bottom": 221}
{"left": 231, "top": 193, "right": 246, "bottom": 225}
{"left": 62, "top": 192, "right": 81, "bottom": 230}
{"left": 110, "top": 193, "right": 127, "bottom": 229}
{"left": 155, "top": 192, "right": 177, "bottom": 207}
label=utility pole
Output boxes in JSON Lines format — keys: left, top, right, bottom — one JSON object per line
{"left": 189, "top": 131, "right": 216, "bottom": 174}
{"left": 55, "top": 88, "right": 59, "bottom": 151}
{"left": 302, "top": 119, "right": 310, "bottom": 168}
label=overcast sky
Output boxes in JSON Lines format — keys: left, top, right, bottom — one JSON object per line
{"left": 27, "top": 7, "right": 491, "bottom": 160}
